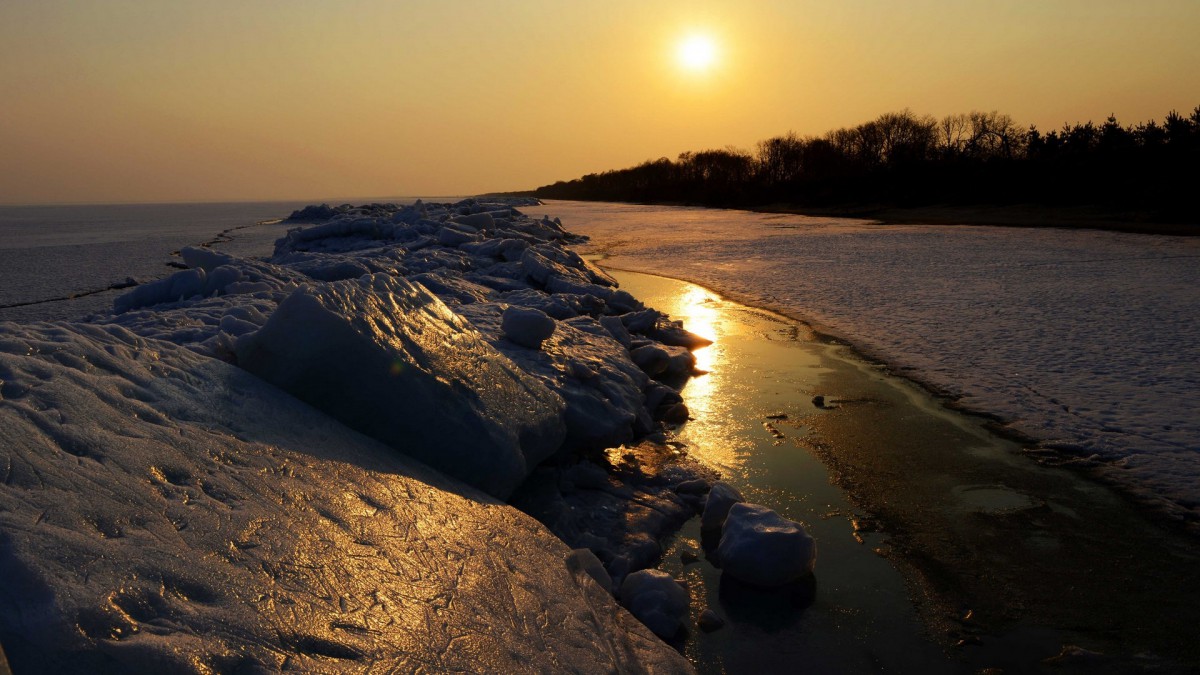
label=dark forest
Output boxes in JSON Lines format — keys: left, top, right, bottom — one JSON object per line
{"left": 535, "top": 107, "right": 1200, "bottom": 222}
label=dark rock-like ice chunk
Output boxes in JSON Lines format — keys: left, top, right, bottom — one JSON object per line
{"left": 717, "top": 503, "right": 816, "bottom": 587}
{"left": 502, "top": 306, "right": 556, "bottom": 350}
{"left": 702, "top": 481, "right": 745, "bottom": 532}
{"left": 698, "top": 608, "right": 726, "bottom": 632}
{"left": 620, "top": 569, "right": 689, "bottom": 639}
{"left": 630, "top": 344, "right": 671, "bottom": 376}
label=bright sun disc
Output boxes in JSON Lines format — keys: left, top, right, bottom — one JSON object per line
{"left": 678, "top": 35, "right": 717, "bottom": 70}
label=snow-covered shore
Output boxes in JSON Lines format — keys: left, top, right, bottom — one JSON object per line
{"left": 0, "top": 199, "right": 710, "bottom": 672}
{"left": 547, "top": 200, "right": 1200, "bottom": 528}
{"left": 0, "top": 322, "right": 688, "bottom": 672}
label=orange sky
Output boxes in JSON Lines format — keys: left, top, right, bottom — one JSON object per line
{"left": 2, "top": 1, "right": 1198, "bottom": 204}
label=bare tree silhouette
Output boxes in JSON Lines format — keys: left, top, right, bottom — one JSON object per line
{"left": 536, "top": 106, "right": 1199, "bottom": 225}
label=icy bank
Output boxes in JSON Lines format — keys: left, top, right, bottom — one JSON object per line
{"left": 1, "top": 198, "right": 716, "bottom": 669}
{"left": 620, "top": 570, "right": 689, "bottom": 639}
{"left": 0, "top": 322, "right": 691, "bottom": 673}
{"left": 548, "top": 200, "right": 1200, "bottom": 528}
{"left": 99, "top": 198, "right": 708, "bottom": 500}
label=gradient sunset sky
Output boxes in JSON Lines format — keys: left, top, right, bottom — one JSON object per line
{"left": 2, "top": 0, "right": 1198, "bottom": 205}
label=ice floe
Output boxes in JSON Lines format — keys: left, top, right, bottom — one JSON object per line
{"left": 701, "top": 480, "right": 745, "bottom": 532}
{"left": 501, "top": 305, "right": 557, "bottom": 349}
{"left": 619, "top": 569, "right": 690, "bottom": 639}
{"left": 96, "top": 198, "right": 710, "bottom": 487}
{"left": 717, "top": 503, "right": 817, "bottom": 587}
{"left": 234, "top": 273, "right": 566, "bottom": 499}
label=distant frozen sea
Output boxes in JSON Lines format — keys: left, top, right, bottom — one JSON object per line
{"left": 0, "top": 199, "right": 457, "bottom": 322}
{"left": 543, "top": 200, "right": 1200, "bottom": 526}
{"left": 0, "top": 201, "right": 301, "bottom": 322}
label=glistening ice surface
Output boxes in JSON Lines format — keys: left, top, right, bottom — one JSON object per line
{"left": 549, "top": 200, "right": 1200, "bottom": 526}
{"left": 0, "top": 199, "right": 699, "bottom": 673}
{"left": 0, "top": 323, "right": 688, "bottom": 672}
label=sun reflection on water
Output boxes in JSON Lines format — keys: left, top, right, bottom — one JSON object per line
{"left": 606, "top": 271, "right": 775, "bottom": 474}
{"left": 659, "top": 284, "right": 754, "bottom": 473}
{"left": 675, "top": 285, "right": 719, "bottom": 405}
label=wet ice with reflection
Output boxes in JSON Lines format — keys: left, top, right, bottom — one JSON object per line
{"left": 611, "top": 268, "right": 1200, "bottom": 673}
{"left": 612, "top": 270, "right": 954, "bottom": 673}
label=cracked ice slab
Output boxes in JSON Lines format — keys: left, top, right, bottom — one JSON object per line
{"left": 235, "top": 273, "right": 567, "bottom": 500}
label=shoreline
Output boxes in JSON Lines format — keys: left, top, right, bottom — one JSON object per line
{"left": 759, "top": 202, "right": 1199, "bottom": 236}
{"left": 589, "top": 256, "right": 1200, "bottom": 540}
{"left": 606, "top": 265, "right": 1200, "bottom": 670}
{"left": 544, "top": 194, "right": 1200, "bottom": 539}
{"left": 594, "top": 258, "right": 1026, "bottom": 425}
{"left": 613, "top": 270, "right": 957, "bottom": 672}
{"left": 530, "top": 196, "right": 1199, "bottom": 236}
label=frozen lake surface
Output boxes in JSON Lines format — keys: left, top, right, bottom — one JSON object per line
{"left": 549, "top": 200, "right": 1200, "bottom": 527}
{"left": 5, "top": 197, "right": 1195, "bottom": 522}
{"left": 0, "top": 199, "right": 465, "bottom": 322}
{"left": 0, "top": 202, "right": 309, "bottom": 321}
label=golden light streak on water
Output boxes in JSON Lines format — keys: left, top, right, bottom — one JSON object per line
{"left": 615, "top": 275, "right": 754, "bottom": 473}
{"left": 678, "top": 286, "right": 717, "bottom": 366}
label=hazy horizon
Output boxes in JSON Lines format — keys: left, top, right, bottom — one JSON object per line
{"left": 0, "top": 194, "right": 474, "bottom": 209}
{"left": 3, "top": 0, "right": 1199, "bottom": 205}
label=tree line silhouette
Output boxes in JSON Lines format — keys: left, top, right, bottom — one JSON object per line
{"left": 535, "top": 107, "right": 1199, "bottom": 221}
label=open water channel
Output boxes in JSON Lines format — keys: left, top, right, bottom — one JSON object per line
{"left": 611, "top": 269, "right": 1200, "bottom": 674}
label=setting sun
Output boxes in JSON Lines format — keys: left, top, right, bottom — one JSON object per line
{"left": 677, "top": 34, "right": 718, "bottom": 71}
